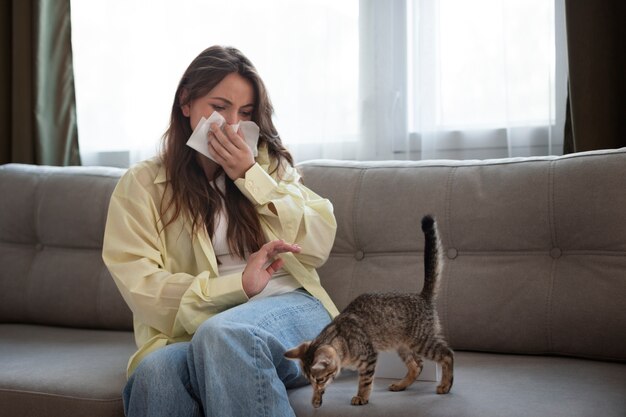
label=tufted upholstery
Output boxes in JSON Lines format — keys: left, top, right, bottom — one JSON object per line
{"left": 299, "top": 148, "right": 626, "bottom": 362}
{"left": 0, "top": 164, "right": 132, "bottom": 330}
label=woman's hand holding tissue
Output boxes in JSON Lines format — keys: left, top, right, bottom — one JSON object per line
{"left": 208, "top": 122, "right": 255, "bottom": 180}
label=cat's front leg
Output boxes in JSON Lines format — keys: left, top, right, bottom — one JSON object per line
{"left": 312, "top": 387, "right": 325, "bottom": 408}
{"left": 352, "top": 357, "right": 376, "bottom": 405}
{"left": 351, "top": 376, "right": 373, "bottom": 405}
{"left": 351, "top": 377, "right": 372, "bottom": 407}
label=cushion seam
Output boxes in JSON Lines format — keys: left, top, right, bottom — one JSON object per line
{"left": 0, "top": 387, "right": 122, "bottom": 403}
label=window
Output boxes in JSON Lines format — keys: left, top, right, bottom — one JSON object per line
{"left": 71, "top": 0, "right": 565, "bottom": 166}
{"left": 406, "top": 0, "right": 566, "bottom": 159}
{"left": 71, "top": 0, "right": 359, "bottom": 166}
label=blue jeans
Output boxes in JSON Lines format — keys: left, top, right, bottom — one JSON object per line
{"left": 123, "top": 289, "right": 331, "bottom": 417}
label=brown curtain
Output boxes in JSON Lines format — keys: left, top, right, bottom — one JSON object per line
{"left": 0, "top": 0, "right": 80, "bottom": 166}
{"left": 563, "top": 0, "right": 626, "bottom": 154}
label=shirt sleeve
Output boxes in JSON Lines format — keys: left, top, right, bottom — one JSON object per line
{"left": 234, "top": 160, "right": 337, "bottom": 269}
{"left": 102, "top": 168, "right": 248, "bottom": 338}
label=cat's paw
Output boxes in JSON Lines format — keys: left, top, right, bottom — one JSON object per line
{"left": 351, "top": 395, "right": 369, "bottom": 406}
{"left": 437, "top": 374, "right": 454, "bottom": 394}
{"left": 312, "top": 393, "right": 323, "bottom": 408}
{"left": 388, "top": 383, "right": 407, "bottom": 392}
{"left": 436, "top": 381, "right": 452, "bottom": 394}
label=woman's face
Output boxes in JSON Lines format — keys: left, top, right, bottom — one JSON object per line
{"left": 182, "top": 72, "right": 255, "bottom": 130}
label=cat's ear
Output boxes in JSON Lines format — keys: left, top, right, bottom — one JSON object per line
{"left": 284, "top": 341, "right": 310, "bottom": 360}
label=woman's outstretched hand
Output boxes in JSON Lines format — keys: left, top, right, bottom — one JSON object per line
{"left": 242, "top": 240, "right": 301, "bottom": 298}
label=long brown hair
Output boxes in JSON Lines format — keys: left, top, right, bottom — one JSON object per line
{"left": 160, "top": 45, "right": 293, "bottom": 258}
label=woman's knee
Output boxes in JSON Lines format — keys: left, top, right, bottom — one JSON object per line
{"left": 193, "top": 314, "right": 255, "bottom": 351}
{"left": 131, "top": 344, "right": 189, "bottom": 385}
{"left": 191, "top": 294, "right": 330, "bottom": 358}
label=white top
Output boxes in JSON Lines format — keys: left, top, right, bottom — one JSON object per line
{"left": 212, "top": 175, "right": 302, "bottom": 300}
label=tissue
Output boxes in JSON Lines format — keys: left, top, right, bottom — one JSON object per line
{"left": 186, "top": 111, "right": 260, "bottom": 162}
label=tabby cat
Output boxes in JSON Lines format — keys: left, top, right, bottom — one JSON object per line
{"left": 284, "top": 215, "right": 454, "bottom": 407}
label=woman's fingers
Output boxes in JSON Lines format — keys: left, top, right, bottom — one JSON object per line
{"left": 207, "top": 123, "right": 254, "bottom": 179}
{"left": 265, "top": 258, "right": 285, "bottom": 276}
{"left": 248, "top": 240, "right": 300, "bottom": 270}
{"left": 209, "top": 123, "right": 246, "bottom": 154}
{"left": 242, "top": 240, "right": 298, "bottom": 297}
{"left": 262, "top": 240, "right": 301, "bottom": 259}
{"left": 208, "top": 124, "right": 234, "bottom": 158}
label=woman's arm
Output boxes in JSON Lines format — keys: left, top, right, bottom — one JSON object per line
{"left": 207, "top": 126, "right": 337, "bottom": 269}
{"left": 234, "top": 154, "right": 337, "bottom": 269}
{"left": 102, "top": 168, "right": 247, "bottom": 337}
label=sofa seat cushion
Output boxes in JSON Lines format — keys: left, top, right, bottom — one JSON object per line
{"left": 288, "top": 351, "right": 626, "bottom": 417}
{"left": 0, "top": 324, "right": 135, "bottom": 417}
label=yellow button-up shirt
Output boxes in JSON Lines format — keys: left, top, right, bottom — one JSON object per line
{"left": 102, "top": 144, "right": 339, "bottom": 375}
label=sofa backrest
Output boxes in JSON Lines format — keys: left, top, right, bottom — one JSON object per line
{"left": 0, "top": 164, "right": 132, "bottom": 330}
{"left": 3, "top": 148, "right": 625, "bottom": 361}
{"left": 298, "top": 148, "right": 626, "bottom": 362}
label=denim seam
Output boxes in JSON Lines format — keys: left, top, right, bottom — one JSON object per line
{"left": 255, "top": 296, "right": 323, "bottom": 330}
{"left": 252, "top": 327, "right": 270, "bottom": 417}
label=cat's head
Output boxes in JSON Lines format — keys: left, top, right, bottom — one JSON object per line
{"left": 284, "top": 342, "right": 341, "bottom": 408}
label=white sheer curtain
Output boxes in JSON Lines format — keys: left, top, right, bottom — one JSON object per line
{"left": 71, "top": 0, "right": 360, "bottom": 166}
{"left": 71, "top": 0, "right": 565, "bottom": 166}
{"left": 410, "top": 0, "right": 567, "bottom": 159}
{"left": 361, "top": 0, "right": 567, "bottom": 160}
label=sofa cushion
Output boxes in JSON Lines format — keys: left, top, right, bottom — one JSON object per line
{"left": 288, "top": 352, "right": 626, "bottom": 417}
{"left": 0, "top": 164, "right": 132, "bottom": 330}
{"left": 0, "top": 324, "right": 135, "bottom": 417}
{"left": 298, "top": 148, "right": 626, "bottom": 362}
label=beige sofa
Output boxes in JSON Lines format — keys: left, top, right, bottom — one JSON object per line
{"left": 1, "top": 148, "right": 625, "bottom": 417}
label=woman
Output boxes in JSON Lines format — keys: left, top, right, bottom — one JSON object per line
{"left": 103, "top": 45, "right": 339, "bottom": 417}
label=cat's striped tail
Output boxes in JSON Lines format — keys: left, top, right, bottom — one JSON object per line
{"left": 420, "top": 215, "right": 442, "bottom": 302}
